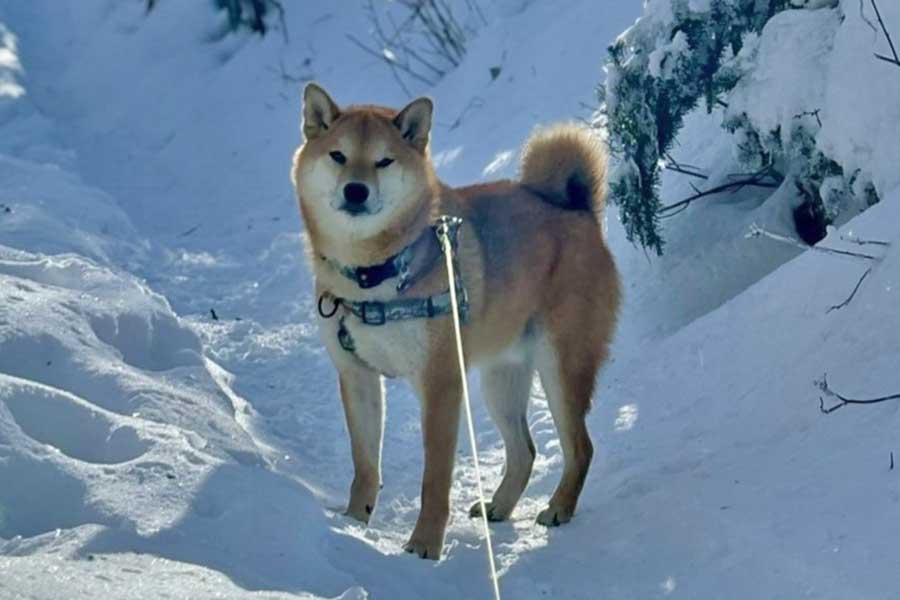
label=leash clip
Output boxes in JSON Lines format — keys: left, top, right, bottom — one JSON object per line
{"left": 435, "top": 215, "right": 463, "bottom": 242}
{"left": 434, "top": 215, "right": 469, "bottom": 323}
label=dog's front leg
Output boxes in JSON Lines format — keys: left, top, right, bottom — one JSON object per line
{"left": 338, "top": 361, "right": 384, "bottom": 524}
{"left": 404, "top": 361, "right": 462, "bottom": 560}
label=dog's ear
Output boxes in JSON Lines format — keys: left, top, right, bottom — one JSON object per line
{"left": 302, "top": 83, "right": 340, "bottom": 141}
{"left": 393, "top": 97, "right": 433, "bottom": 152}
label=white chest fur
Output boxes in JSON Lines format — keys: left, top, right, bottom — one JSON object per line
{"left": 320, "top": 311, "right": 429, "bottom": 378}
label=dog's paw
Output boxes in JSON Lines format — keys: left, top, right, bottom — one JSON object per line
{"left": 468, "top": 500, "right": 511, "bottom": 522}
{"left": 535, "top": 504, "right": 573, "bottom": 527}
{"left": 344, "top": 476, "right": 378, "bottom": 524}
{"left": 343, "top": 501, "right": 374, "bottom": 524}
{"left": 402, "top": 537, "right": 442, "bottom": 560}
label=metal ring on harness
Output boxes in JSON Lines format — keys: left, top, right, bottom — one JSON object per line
{"left": 317, "top": 293, "right": 342, "bottom": 319}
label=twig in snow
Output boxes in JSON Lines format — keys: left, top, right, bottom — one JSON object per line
{"left": 345, "top": 34, "right": 417, "bottom": 97}
{"left": 891, "top": 451, "right": 895, "bottom": 470}
{"left": 441, "top": 96, "right": 485, "bottom": 131}
{"left": 178, "top": 224, "right": 200, "bottom": 238}
{"left": 793, "top": 109, "right": 823, "bottom": 128}
{"left": 271, "top": 0, "right": 289, "bottom": 44}
{"left": 350, "top": 0, "right": 481, "bottom": 95}
{"left": 826, "top": 268, "right": 872, "bottom": 313}
{"left": 840, "top": 234, "right": 891, "bottom": 247}
{"left": 817, "top": 373, "right": 900, "bottom": 414}
{"left": 269, "top": 59, "right": 312, "bottom": 84}
{"left": 860, "top": 0, "right": 878, "bottom": 33}
{"left": 871, "top": 0, "right": 900, "bottom": 67}
{"left": 746, "top": 224, "right": 879, "bottom": 261}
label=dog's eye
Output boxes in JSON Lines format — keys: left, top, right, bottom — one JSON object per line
{"left": 374, "top": 157, "right": 394, "bottom": 169}
{"left": 329, "top": 151, "right": 347, "bottom": 165}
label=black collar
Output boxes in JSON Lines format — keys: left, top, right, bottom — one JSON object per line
{"left": 320, "top": 225, "right": 441, "bottom": 292}
{"left": 323, "top": 250, "right": 408, "bottom": 290}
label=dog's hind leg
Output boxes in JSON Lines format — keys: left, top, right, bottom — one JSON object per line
{"left": 338, "top": 362, "right": 384, "bottom": 524}
{"left": 533, "top": 331, "right": 599, "bottom": 527}
{"left": 469, "top": 358, "right": 535, "bottom": 522}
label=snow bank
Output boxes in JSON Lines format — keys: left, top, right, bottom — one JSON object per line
{"left": 542, "top": 188, "right": 900, "bottom": 599}
{"left": 0, "top": 7, "right": 360, "bottom": 597}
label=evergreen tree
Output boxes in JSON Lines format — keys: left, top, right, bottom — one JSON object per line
{"left": 600, "top": 0, "right": 790, "bottom": 254}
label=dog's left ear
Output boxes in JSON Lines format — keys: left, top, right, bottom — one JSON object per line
{"left": 393, "top": 97, "right": 433, "bottom": 152}
{"left": 303, "top": 83, "right": 340, "bottom": 141}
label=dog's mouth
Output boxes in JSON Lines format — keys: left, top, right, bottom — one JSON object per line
{"left": 338, "top": 202, "right": 377, "bottom": 216}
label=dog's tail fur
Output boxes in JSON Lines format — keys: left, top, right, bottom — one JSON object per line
{"left": 519, "top": 124, "right": 608, "bottom": 215}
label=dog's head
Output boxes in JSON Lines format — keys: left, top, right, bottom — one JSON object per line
{"left": 292, "top": 83, "right": 435, "bottom": 248}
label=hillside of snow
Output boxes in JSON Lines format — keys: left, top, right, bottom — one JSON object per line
{"left": 1, "top": 1, "right": 899, "bottom": 598}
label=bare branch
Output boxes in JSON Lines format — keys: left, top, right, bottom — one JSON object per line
{"left": 268, "top": 0, "right": 289, "bottom": 43}
{"left": 817, "top": 373, "right": 900, "bottom": 414}
{"left": 664, "top": 164, "right": 710, "bottom": 179}
{"left": 826, "top": 267, "right": 872, "bottom": 313}
{"left": 746, "top": 224, "right": 880, "bottom": 260}
{"left": 268, "top": 58, "right": 311, "bottom": 84}
{"left": 352, "top": 0, "right": 482, "bottom": 93}
{"left": 442, "top": 95, "right": 485, "bottom": 131}
{"left": 840, "top": 234, "right": 891, "bottom": 247}
{"left": 871, "top": 0, "right": 900, "bottom": 67}
{"left": 859, "top": 0, "right": 879, "bottom": 32}
{"left": 662, "top": 153, "right": 710, "bottom": 180}
{"left": 793, "top": 109, "right": 822, "bottom": 128}
{"left": 659, "top": 167, "right": 780, "bottom": 216}
{"left": 345, "top": 34, "right": 424, "bottom": 95}
{"left": 875, "top": 53, "right": 900, "bottom": 67}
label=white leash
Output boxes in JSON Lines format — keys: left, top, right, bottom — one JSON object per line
{"left": 437, "top": 219, "right": 502, "bottom": 600}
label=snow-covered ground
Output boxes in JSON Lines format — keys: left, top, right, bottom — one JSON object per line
{"left": 1, "top": 1, "right": 899, "bottom": 598}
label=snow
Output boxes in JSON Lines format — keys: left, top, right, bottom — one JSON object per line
{"left": 723, "top": 0, "right": 900, "bottom": 210}
{"left": 726, "top": 8, "right": 841, "bottom": 151}
{"left": 648, "top": 30, "right": 690, "bottom": 79}
{"left": 819, "top": 0, "right": 900, "bottom": 196}
{"left": 1, "top": 1, "right": 900, "bottom": 598}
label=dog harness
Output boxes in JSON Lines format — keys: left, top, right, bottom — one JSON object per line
{"left": 317, "top": 216, "right": 469, "bottom": 358}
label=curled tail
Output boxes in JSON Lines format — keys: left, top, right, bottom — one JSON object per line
{"left": 519, "top": 124, "right": 608, "bottom": 215}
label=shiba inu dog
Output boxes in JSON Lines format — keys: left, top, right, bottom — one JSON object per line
{"left": 291, "top": 83, "right": 620, "bottom": 560}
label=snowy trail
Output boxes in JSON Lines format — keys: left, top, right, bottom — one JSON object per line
{"left": 2, "top": 1, "right": 900, "bottom": 598}
{"left": 0, "top": 2, "right": 641, "bottom": 596}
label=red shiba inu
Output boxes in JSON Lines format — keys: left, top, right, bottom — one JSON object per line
{"left": 291, "top": 83, "right": 620, "bottom": 560}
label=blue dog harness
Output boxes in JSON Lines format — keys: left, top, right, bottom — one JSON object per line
{"left": 317, "top": 216, "right": 469, "bottom": 356}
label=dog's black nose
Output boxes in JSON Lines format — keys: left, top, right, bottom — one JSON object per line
{"left": 343, "top": 182, "right": 370, "bottom": 205}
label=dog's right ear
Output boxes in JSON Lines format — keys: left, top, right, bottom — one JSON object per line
{"left": 302, "top": 83, "right": 340, "bottom": 141}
